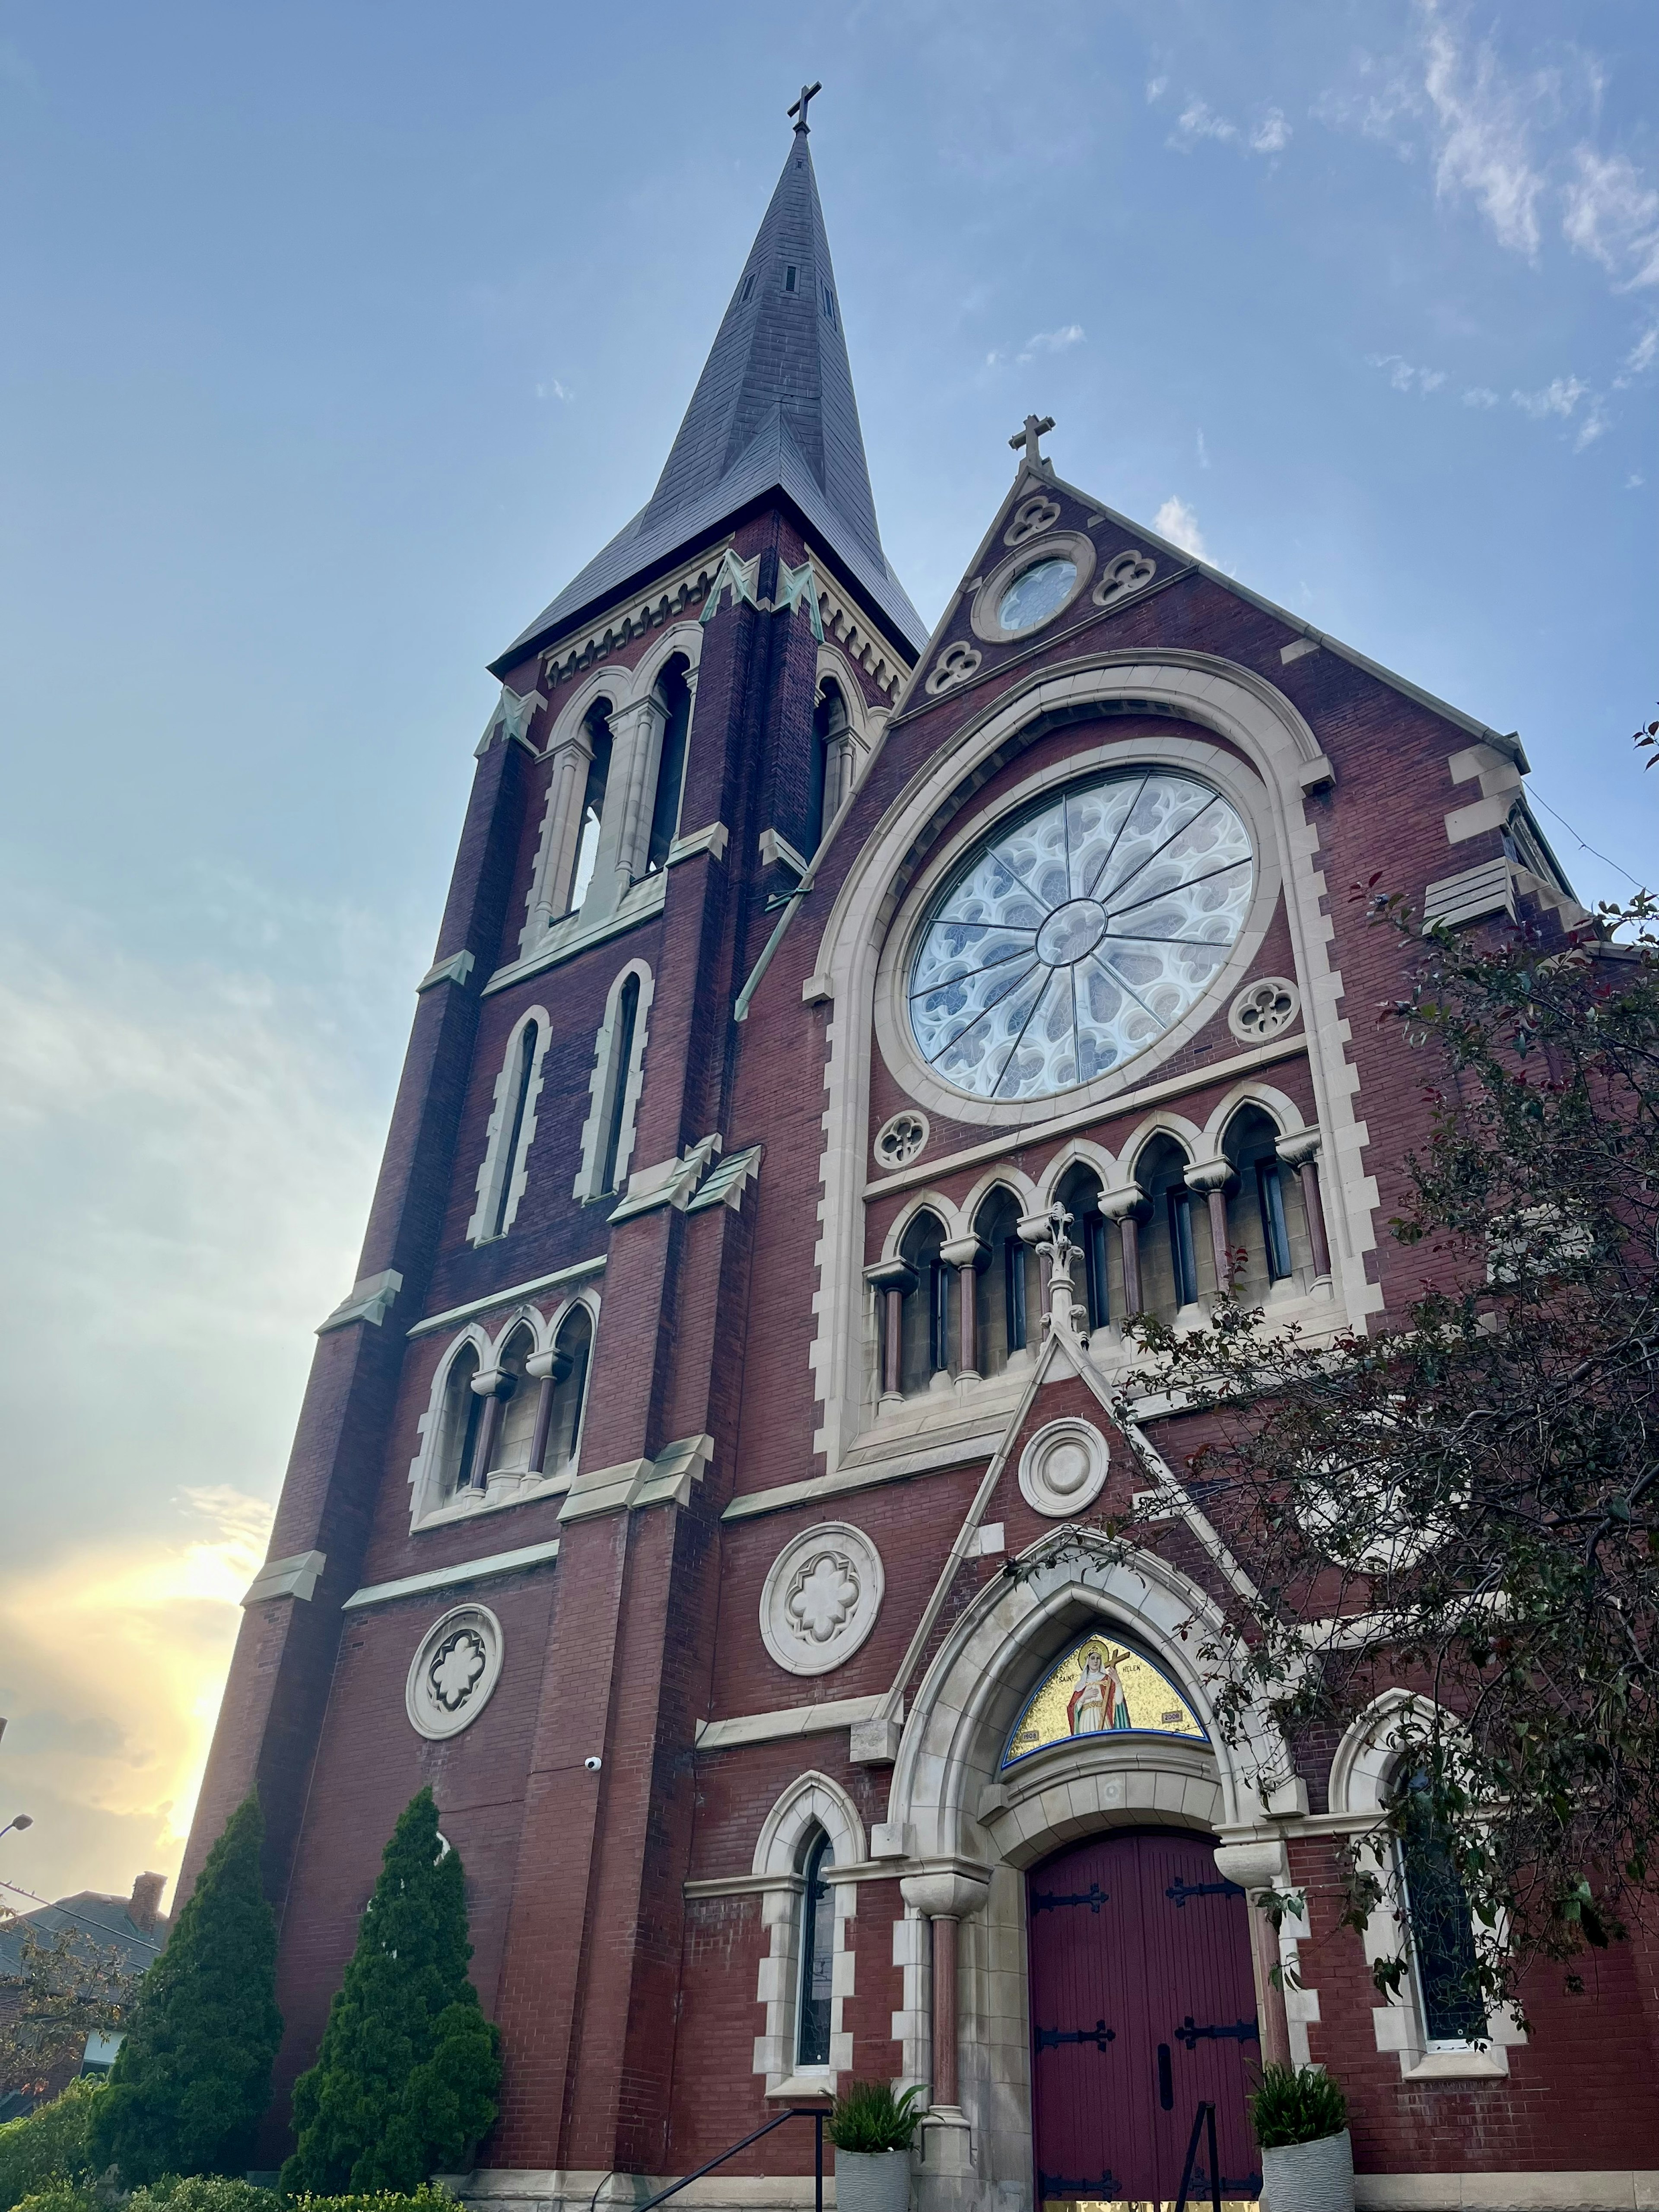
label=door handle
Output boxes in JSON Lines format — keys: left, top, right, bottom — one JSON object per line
{"left": 1157, "top": 2043, "right": 1173, "bottom": 2110}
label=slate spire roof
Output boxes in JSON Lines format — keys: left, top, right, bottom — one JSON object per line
{"left": 495, "top": 116, "right": 925, "bottom": 669}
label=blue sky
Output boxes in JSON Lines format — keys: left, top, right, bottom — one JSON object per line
{"left": 0, "top": 0, "right": 1654, "bottom": 1904}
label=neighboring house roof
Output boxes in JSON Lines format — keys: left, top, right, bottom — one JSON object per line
{"left": 0, "top": 1889, "right": 168, "bottom": 1980}
{"left": 493, "top": 118, "right": 926, "bottom": 671}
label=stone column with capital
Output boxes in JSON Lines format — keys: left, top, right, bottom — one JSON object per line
{"left": 525, "top": 726, "right": 593, "bottom": 937}
{"left": 524, "top": 1343, "right": 573, "bottom": 1475}
{"left": 900, "top": 1869, "right": 990, "bottom": 2113}
{"left": 940, "top": 1236, "right": 985, "bottom": 1380}
{"left": 864, "top": 1259, "right": 917, "bottom": 1406}
{"left": 1184, "top": 1157, "right": 1236, "bottom": 1299}
{"left": 585, "top": 695, "right": 667, "bottom": 921}
{"left": 1212, "top": 1840, "right": 1294, "bottom": 2069}
{"left": 1276, "top": 1128, "right": 1331, "bottom": 1283}
{"left": 1100, "top": 1185, "right": 1145, "bottom": 1318}
{"left": 467, "top": 1366, "right": 513, "bottom": 1491}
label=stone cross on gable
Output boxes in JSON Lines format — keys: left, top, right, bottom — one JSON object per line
{"left": 1010, "top": 413, "right": 1056, "bottom": 470}
{"left": 788, "top": 80, "right": 822, "bottom": 133}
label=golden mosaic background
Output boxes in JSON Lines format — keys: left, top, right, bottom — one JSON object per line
{"left": 1004, "top": 1637, "right": 1206, "bottom": 1766}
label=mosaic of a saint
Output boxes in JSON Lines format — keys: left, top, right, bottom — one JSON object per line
{"left": 1066, "top": 1643, "right": 1131, "bottom": 1735}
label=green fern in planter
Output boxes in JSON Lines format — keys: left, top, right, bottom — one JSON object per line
{"left": 1248, "top": 2063, "right": 1348, "bottom": 2149}
{"left": 826, "top": 2083, "right": 926, "bottom": 2154}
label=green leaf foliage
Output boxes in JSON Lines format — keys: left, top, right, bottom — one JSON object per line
{"left": 88, "top": 1799, "right": 282, "bottom": 2187}
{"left": 826, "top": 2082, "right": 926, "bottom": 2154}
{"left": 286, "top": 2187, "right": 458, "bottom": 2212}
{"left": 127, "top": 2178, "right": 278, "bottom": 2212}
{"left": 1247, "top": 2063, "right": 1347, "bottom": 2150}
{"left": 0, "top": 2079, "right": 105, "bottom": 2211}
{"left": 280, "top": 1790, "right": 500, "bottom": 2196}
{"left": 10, "top": 2184, "right": 101, "bottom": 2212}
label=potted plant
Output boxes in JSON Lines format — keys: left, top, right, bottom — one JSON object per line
{"left": 826, "top": 2081, "right": 926, "bottom": 2212}
{"left": 1249, "top": 2063, "right": 1354, "bottom": 2212}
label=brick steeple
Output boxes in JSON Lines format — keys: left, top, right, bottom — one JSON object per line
{"left": 493, "top": 114, "right": 925, "bottom": 669}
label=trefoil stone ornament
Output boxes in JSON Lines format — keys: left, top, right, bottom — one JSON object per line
{"left": 405, "top": 1603, "right": 505, "bottom": 1740}
{"left": 760, "top": 1520, "right": 885, "bottom": 1677}
{"left": 1093, "top": 548, "right": 1157, "bottom": 608}
{"left": 1005, "top": 493, "right": 1061, "bottom": 547}
{"left": 925, "top": 639, "right": 982, "bottom": 696}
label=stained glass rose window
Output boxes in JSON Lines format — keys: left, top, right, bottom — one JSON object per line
{"left": 909, "top": 769, "right": 1254, "bottom": 1101}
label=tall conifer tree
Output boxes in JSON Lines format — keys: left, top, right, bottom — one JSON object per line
{"left": 89, "top": 1797, "right": 282, "bottom": 2184}
{"left": 281, "top": 1787, "right": 500, "bottom": 2194}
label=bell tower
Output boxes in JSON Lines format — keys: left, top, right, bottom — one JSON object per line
{"left": 179, "top": 95, "right": 923, "bottom": 2176}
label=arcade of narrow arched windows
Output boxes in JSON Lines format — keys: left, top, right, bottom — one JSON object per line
{"left": 413, "top": 1297, "right": 597, "bottom": 1525}
{"left": 869, "top": 1101, "right": 1334, "bottom": 1404}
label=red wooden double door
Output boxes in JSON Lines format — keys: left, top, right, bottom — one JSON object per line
{"left": 1027, "top": 1831, "right": 1262, "bottom": 2209}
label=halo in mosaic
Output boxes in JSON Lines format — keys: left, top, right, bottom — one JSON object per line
{"left": 909, "top": 769, "right": 1254, "bottom": 1101}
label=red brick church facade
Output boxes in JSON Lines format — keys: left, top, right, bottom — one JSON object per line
{"left": 184, "top": 104, "right": 1659, "bottom": 2212}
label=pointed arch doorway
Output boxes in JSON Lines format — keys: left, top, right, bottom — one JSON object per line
{"left": 1027, "top": 1830, "right": 1262, "bottom": 2212}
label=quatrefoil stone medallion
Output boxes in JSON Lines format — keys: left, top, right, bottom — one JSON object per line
{"left": 760, "top": 1521, "right": 885, "bottom": 1677}
{"left": 406, "top": 1603, "right": 505, "bottom": 1739}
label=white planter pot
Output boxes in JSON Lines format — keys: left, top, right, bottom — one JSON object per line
{"left": 1261, "top": 2128, "right": 1354, "bottom": 2212}
{"left": 833, "top": 2147, "right": 912, "bottom": 2212}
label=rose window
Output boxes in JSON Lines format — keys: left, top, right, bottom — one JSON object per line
{"left": 909, "top": 769, "right": 1254, "bottom": 1101}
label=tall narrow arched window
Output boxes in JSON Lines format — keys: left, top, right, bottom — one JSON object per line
{"left": 1399, "top": 1768, "right": 1486, "bottom": 2044}
{"left": 1135, "top": 1137, "right": 1202, "bottom": 1322}
{"left": 491, "top": 1326, "right": 539, "bottom": 1476}
{"left": 542, "top": 1303, "right": 592, "bottom": 1476}
{"left": 568, "top": 699, "right": 614, "bottom": 913}
{"left": 600, "top": 976, "right": 641, "bottom": 1196}
{"left": 1056, "top": 1164, "right": 1111, "bottom": 1332}
{"left": 1221, "top": 1104, "right": 1309, "bottom": 1300}
{"left": 645, "top": 658, "right": 692, "bottom": 874}
{"left": 973, "top": 1188, "right": 1033, "bottom": 1377}
{"left": 795, "top": 1827, "right": 835, "bottom": 2069}
{"left": 489, "top": 1023, "right": 540, "bottom": 1239}
{"left": 807, "top": 680, "right": 849, "bottom": 853}
{"left": 436, "top": 1342, "right": 485, "bottom": 1502}
{"left": 899, "top": 1209, "right": 950, "bottom": 1395}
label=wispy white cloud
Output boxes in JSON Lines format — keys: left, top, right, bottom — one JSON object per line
{"left": 1462, "top": 386, "right": 1500, "bottom": 406}
{"left": 1420, "top": 3, "right": 1548, "bottom": 258}
{"left": 536, "top": 378, "right": 573, "bottom": 401}
{"left": 1195, "top": 428, "right": 1210, "bottom": 470}
{"left": 986, "top": 324, "right": 1087, "bottom": 370}
{"left": 1368, "top": 352, "right": 1445, "bottom": 395}
{"left": 1628, "top": 473, "right": 1646, "bottom": 490}
{"left": 1615, "top": 324, "right": 1659, "bottom": 387}
{"left": 1511, "top": 374, "right": 1588, "bottom": 419}
{"left": 1154, "top": 496, "right": 1208, "bottom": 560}
{"left": 1170, "top": 99, "right": 1290, "bottom": 159}
{"left": 1145, "top": 75, "right": 1168, "bottom": 105}
{"left": 1562, "top": 148, "right": 1659, "bottom": 289}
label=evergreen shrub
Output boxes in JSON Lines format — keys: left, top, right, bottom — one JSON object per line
{"left": 127, "top": 2178, "right": 277, "bottom": 2212}
{"left": 287, "top": 2187, "right": 456, "bottom": 2212}
{"left": 89, "top": 1799, "right": 282, "bottom": 2186}
{"left": 281, "top": 1789, "right": 500, "bottom": 2195}
{"left": 0, "top": 2079, "right": 105, "bottom": 2210}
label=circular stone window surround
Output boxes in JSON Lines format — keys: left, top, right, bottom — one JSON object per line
{"left": 759, "top": 1520, "right": 886, "bottom": 1678}
{"left": 871, "top": 731, "right": 1283, "bottom": 1131}
{"left": 1227, "top": 974, "right": 1301, "bottom": 1044}
{"left": 873, "top": 1108, "right": 930, "bottom": 1171}
{"left": 406, "top": 1603, "right": 505, "bottom": 1741}
{"left": 1020, "top": 1417, "right": 1111, "bottom": 1518}
{"left": 970, "top": 531, "right": 1097, "bottom": 645}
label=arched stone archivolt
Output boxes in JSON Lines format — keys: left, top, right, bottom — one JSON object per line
{"left": 749, "top": 1772, "right": 864, "bottom": 2096}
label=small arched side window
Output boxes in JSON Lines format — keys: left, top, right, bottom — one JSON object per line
{"left": 1135, "top": 1136, "right": 1203, "bottom": 1321}
{"left": 1221, "top": 1104, "right": 1313, "bottom": 1299}
{"left": 436, "top": 1342, "right": 486, "bottom": 1502}
{"left": 972, "top": 1188, "right": 1033, "bottom": 1377}
{"left": 1056, "top": 1164, "right": 1111, "bottom": 1332}
{"left": 645, "top": 658, "right": 693, "bottom": 874}
{"left": 1399, "top": 1767, "right": 1487, "bottom": 2044}
{"left": 491, "top": 1325, "right": 539, "bottom": 1476}
{"left": 541, "top": 1303, "right": 593, "bottom": 1477}
{"left": 899, "top": 1209, "right": 950, "bottom": 1395}
{"left": 490, "top": 1023, "right": 540, "bottom": 1240}
{"left": 568, "top": 699, "right": 614, "bottom": 914}
{"left": 576, "top": 965, "right": 653, "bottom": 1205}
{"left": 795, "top": 1827, "right": 835, "bottom": 2068}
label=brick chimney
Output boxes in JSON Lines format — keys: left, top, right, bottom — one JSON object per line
{"left": 128, "top": 1872, "right": 165, "bottom": 1934}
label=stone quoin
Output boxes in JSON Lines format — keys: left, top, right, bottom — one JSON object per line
{"left": 180, "top": 88, "right": 1655, "bottom": 2212}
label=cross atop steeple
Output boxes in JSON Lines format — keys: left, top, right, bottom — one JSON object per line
{"left": 788, "top": 80, "right": 822, "bottom": 133}
{"left": 1010, "top": 413, "right": 1056, "bottom": 470}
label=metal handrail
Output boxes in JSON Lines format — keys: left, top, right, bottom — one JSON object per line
{"left": 1173, "top": 2098, "right": 1221, "bottom": 2212}
{"left": 633, "top": 2105, "right": 826, "bottom": 2212}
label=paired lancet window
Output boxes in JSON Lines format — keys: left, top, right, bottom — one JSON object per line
{"left": 429, "top": 1303, "right": 594, "bottom": 1513}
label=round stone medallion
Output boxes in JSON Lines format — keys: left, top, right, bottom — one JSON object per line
{"left": 406, "top": 1603, "right": 505, "bottom": 1740}
{"left": 760, "top": 1521, "right": 885, "bottom": 1677}
{"left": 1019, "top": 1417, "right": 1111, "bottom": 1519}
